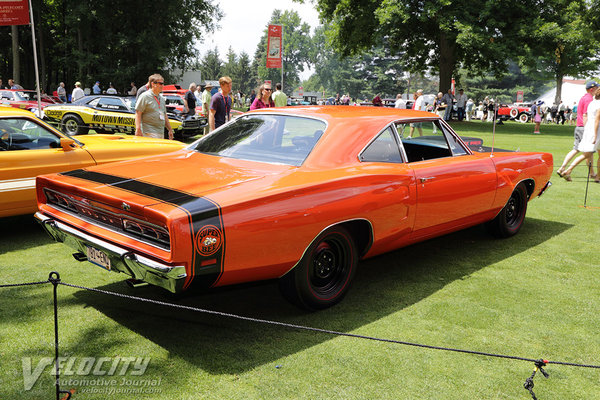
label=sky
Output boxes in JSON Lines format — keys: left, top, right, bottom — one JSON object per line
{"left": 196, "top": 0, "right": 321, "bottom": 80}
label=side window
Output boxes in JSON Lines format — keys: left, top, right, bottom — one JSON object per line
{"left": 441, "top": 124, "right": 469, "bottom": 156}
{"left": 359, "top": 127, "right": 402, "bottom": 163}
{"left": 97, "top": 97, "right": 128, "bottom": 111}
{"left": 397, "top": 120, "right": 454, "bottom": 162}
{"left": 0, "top": 118, "right": 61, "bottom": 151}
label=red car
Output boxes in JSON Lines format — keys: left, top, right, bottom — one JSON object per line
{"left": 0, "top": 89, "right": 61, "bottom": 115}
{"left": 497, "top": 102, "right": 532, "bottom": 123}
{"left": 35, "top": 106, "right": 552, "bottom": 309}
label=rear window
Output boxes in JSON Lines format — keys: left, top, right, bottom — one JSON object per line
{"left": 190, "top": 114, "right": 326, "bottom": 166}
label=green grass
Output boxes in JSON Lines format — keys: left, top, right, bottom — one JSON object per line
{"left": 1, "top": 119, "right": 599, "bottom": 399}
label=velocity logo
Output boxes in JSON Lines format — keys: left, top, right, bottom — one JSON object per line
{"left": 22, "top": 356, "right": 150, "bottom": 390}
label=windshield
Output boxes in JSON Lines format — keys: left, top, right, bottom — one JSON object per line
{"left": 190, "top": 114, "right": 326, "bottom": 166}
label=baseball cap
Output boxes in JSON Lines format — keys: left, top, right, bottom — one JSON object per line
{"left": 586, "top": 81, "right": 598, "bottom": 90}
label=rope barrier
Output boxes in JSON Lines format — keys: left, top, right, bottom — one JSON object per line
{"left": 1, "top": 272, "right": 599, "bottom": 399}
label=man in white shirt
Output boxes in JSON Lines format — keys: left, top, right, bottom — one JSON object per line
{"left": 409, "top": 89, "right": 424, "bottom": 138}
{"left": 71, "top": 82, "right": 85, "bottom": 102}
{"left": 394, "top": 93, "right": 406, "bottom": 109}
{"left": 455, "top": 89, "right": 467, "bottom": 121}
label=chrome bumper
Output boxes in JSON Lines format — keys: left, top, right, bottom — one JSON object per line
{"left": 35, "top": 212, "right": 186, "bottom": 293}
{"left": 538, "top": 180, "right": 552, "bottom": 197}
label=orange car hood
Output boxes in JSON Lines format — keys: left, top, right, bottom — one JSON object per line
{"left": 83, "top": 149, "right": 294, "bottom": 206}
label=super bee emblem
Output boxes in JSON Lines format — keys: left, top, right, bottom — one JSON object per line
{"left": 121, "top": 202, "right": 131, "bottom": 211}
{"left": 195, "top": 225, "right": 222, "bottom": 256}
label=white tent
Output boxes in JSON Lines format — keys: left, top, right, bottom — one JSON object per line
{"left": 533, "top": 79, "right": 587, "bottom": 107}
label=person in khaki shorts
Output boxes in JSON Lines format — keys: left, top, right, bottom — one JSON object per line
{"left": 201, "top": 82, "right": 213, "bottom": 134}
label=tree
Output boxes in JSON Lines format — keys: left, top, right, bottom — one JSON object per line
{"left": 1, "top": 0, "right": 222, "bottom": 92}
{"left": 313, "top": 0, "right": 535, "bottom": 92}
{"left": 199, "top": 47, "right": 223, "bottom": 81}
{"left": 521, "top": 1, "right": 599, "bottom": 105}
{"left": 253, "top": 9, "right": 313, "bottom": 91}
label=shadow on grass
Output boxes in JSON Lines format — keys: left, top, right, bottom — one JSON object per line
{"left": 0, "top": 214, "right": 51, "bottom": 253}
{"left": 59, "top": 217, "right": 573, "bottom": 375}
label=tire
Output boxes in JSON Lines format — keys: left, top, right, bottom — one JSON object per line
{"left": 509, "top": 108, "right": 519, "bottom": 119}
{"left": 279, "top": 226, "right": 358, "bottom": 310}
{"left": 518, "top": 113, "right": 529, "bottom": 123}
{"left": 486, "top": 184, "right": 528, "bottom": 238}
{"left": 61, "top": 114, "right": 88, "bottom": 135}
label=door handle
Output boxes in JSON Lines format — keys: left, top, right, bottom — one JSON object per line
{"left": 420, "top": 177, "right": 435, "bottom": 183}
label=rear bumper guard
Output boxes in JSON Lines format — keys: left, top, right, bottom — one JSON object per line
{"left": 35, "top": 212, "right": 186, "bottom": 293}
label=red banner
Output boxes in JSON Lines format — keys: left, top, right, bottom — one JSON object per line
{"left": 516, "top": 90, "right": 524, "bottom": 102}
{"left": 0, "top": 0, "right": 29, "bottom": 26}
{"left": 266, "top": 24, "right": 282, "bottom": 69}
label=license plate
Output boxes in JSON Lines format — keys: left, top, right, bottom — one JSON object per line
{"left": 86, "top": 245, "right": 111, "bottom": 271}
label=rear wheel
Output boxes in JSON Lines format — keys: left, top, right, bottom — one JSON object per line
{"left": 279, "top": 226, "right": 358, "bottom": 310}
{"left": 61, "top": 114, "right": 88, "bottom": 135}
{"left": 486, "top": 184, "right": 528, "bottom": 238}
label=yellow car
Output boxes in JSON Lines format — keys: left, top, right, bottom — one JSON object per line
{"left": 0, "top": 108, "right": 186, "bottom": 217}
{"left": 42, "top": 95, "right": 205, "bottom": 140}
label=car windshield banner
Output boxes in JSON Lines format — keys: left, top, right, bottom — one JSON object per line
{"left": 266, "top": 24, "right": 282, "bottom": 69}
{"left": 0, "top": 0, "right": 30, "bottom": 26}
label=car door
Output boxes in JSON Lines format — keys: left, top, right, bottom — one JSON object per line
{"left": 0, "top": 116, "right": 96, "bottom": 217}
{"left": 396, "top": 120, "right": 497, "bottom": 238}
{"left": 358, "top": 126, "right": 417, "bottom": 250}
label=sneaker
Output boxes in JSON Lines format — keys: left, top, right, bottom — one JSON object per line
{"left": 533, "top": 131, "right": 540, "bottom": 134}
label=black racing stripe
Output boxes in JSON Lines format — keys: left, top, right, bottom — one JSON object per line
{"left": 61, "top": 169, "right": 225, "bottom": 290}
{"left": 61, "top": 170, "right": 197, "bottom": 205}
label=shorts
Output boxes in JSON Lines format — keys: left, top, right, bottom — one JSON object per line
{"left": 410, "top": 122, "right": 422, "bottom": 128}
{"left": 573, "top": 126, "right": 584, "bottom": 150}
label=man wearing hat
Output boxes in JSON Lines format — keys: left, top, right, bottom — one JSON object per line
{"left": 201, "top": 82, "right": 213, "bottom": 134}
{"left": 93, "top": 81, "right": 101, "bottom": 95}
{"left": 557, "top": 80, "right": 599, "bottom": 178}
{"left": 71, "top": 81, "right": 85, "bottom": 102}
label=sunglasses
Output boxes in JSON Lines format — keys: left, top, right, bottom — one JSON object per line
{"left": 154, "top": 81, "right": 164, "bottom": 85}
{"left": 264, "top": 88, "right": 272, "bottom": 91}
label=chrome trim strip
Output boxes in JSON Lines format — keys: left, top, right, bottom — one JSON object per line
{"left": 44, "top": 203, "right": 170, "bottom": 251}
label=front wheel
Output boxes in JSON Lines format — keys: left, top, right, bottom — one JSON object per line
{"left": 279, "top": 226, "right": 358, "bottom": 310}
{"left": 486, "top": 184, "right": 528, "bottom": 238}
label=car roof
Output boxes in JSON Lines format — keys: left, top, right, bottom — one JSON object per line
{"left": 0, "top": 107, "right": 36, "bottom": 117}
{"left": 246, "top": 105, "right": 435, "bottom": 123}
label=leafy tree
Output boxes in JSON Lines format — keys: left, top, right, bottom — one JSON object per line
{"left": 313, "top": 0, "right": 535, "bottom": 92}
{"left": 253, "top": 9, "right": 313, "bottom": 91}
{"left": 520, "top": 0, "right": 599, "bottom": 105}
{"left": 2, "top": 0, "right": 221, "bottom": 92}
{"left": 199, "top": 47, "right": 223, "bottom": 82}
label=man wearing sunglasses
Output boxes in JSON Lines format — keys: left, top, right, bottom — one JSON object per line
{"left": 135, "top": 73, "right": 174, "bottom": 139}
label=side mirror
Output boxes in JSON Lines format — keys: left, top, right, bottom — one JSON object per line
{"left": 60, "top": 137, "right": 76, "bottom": 151}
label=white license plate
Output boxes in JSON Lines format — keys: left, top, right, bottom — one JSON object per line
{"left": 86, "top": 246, "right": 111, "bottom": 271}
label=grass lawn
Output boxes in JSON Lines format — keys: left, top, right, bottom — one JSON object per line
{"left": 1, "top": 119, "right": 599, "bottom": 399}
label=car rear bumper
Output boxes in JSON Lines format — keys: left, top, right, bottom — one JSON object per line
{"left": 35, "top": 212, "right": 186, "bottom": 293}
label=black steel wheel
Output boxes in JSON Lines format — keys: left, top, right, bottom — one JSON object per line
{"left": 61, "top": 114, "right": 88, "bottom": 135}
{"left": 486, "top": 183, "right": 528, "bottom": 238}
{"left": 279, "top": 226, "right": 358, "bottom": 310}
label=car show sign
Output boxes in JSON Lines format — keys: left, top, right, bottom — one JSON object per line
{"left": 516, "top": 90, "right": 524, "bottom": 102}
{"left": 0, "top": 0, "right": 29, "bottom": 26}
{"left": 266, "top": 24, "right": 282, "bottom": 69}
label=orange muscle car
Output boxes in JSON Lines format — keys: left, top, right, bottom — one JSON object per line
{"left": 0, "top": 108, "right": 185, "bottom": 218}
{"left": 35, "top": 106, "right": 553, "bottom": 309}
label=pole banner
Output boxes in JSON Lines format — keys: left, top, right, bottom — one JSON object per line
{"left": 0, "top": 0, "right": 29, "bottom": 26}
{"left": 266, "top": 24, "right": 282, "bottom": 69}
